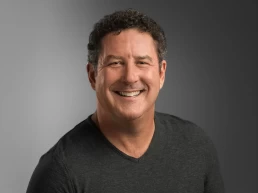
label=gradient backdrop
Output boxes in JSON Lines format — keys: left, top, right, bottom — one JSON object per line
{"left": 0, "top": 0, "right": 256, "bottom": 192}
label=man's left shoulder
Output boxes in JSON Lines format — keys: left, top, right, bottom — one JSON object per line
{"left": 155, "top": 111, "right": 220, "bottom": 165}
{"left": 155, "top": 111, "right": 212, "bottom": 142}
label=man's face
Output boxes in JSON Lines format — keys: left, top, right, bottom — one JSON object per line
{"left": 88, "top": 28, "right": 166, "bottom": 120}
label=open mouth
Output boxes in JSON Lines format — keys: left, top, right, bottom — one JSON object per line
{"left": 114, "top": 90, "right": 145, "bottom": 97}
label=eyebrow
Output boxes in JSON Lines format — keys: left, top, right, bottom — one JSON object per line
{"left": 103, "top": 55, "right": 153, "bottom": 63}
{"left": 103, "top": 55, "right": 124, "bottom": 63}
{"left": 134, "top": 55, "right": 153, "bottom": 62}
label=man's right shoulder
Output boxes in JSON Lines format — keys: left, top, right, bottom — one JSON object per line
{"left": 27, "top": 117, "right": 98, "bottom": 193}
{"left": 40, "top": 115, "right": 100, "bottom": 165}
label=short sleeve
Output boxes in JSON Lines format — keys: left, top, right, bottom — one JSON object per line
{"left": 26, "top": 151, "right": 74, "bottom": 193}
{"left": 204, "top": 138, "right": 225, "bottom": 193}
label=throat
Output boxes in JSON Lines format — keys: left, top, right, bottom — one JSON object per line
{"left": 102, "top": 123, "right": 155, "bottom": 159}
{"left": 92, "top": 111, "right": 156, "bottom": 159}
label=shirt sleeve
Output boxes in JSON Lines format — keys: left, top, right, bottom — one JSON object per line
{"left": 26, "top": 151, "right": 74, "bottom": 193}
{"left": 204, "top": 138, "right": 225, "bottom": 193}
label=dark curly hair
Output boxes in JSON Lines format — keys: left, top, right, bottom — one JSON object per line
{"left": 87, "top": 8, "right": 167, "bottom": 70}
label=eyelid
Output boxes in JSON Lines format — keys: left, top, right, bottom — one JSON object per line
{"left": 108, "top": 61, "right": 123, "bottom": 65}
{"left": 137, "top": 61, "right": 149, "bottom": 64}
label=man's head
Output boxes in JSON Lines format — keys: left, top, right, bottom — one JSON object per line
{"left": 87, "top": 8, "right": 167, "bottom": 71}
{"left": 87, "top": 9, "right": 167, "bottom": 121}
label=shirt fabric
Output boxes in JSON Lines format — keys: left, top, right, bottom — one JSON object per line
{"left": 26, "top": 111, "right": 225, "bottom": 193}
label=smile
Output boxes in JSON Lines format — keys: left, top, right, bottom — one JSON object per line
{"left": 114, "top": 90, "right": 144, "bottom": 97}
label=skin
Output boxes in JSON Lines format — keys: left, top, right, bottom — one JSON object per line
{"left": 87, "top": 28, "right": 166, "bottom": 158}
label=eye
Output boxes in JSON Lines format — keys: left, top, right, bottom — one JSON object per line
{"left": 108, "top": 61, "right": 123, "bottom": 66}
{"left": 137, "top": 61, "right": 148, "bottom": 65}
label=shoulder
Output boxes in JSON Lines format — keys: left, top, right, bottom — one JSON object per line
{"left": 26, "top": 119, "right": 91, "bottom": 193}
{"left": 155, "top": 112, "right": 224, "bottom": 191}
{"left": 27, "top": 115, "right": 103, "bottom": 192}
{"left": 155, "top": 111, "right": 216, "bottom": 152}
{"left": 43, "top": 115, "right": 99, "bottom": 162}
{"left": 155, "top": 111, "right": 219, "bottom": 164}
{"left": 155, "top": 111, "right": 206, "bottom": 136}
{"left": 33, "top": 114, "right": 100, "bottom": 176}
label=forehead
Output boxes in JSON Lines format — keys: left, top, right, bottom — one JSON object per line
{"left": 100, "top": 29, "right": 158, "bottom": 59}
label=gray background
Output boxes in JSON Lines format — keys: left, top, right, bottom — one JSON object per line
{"left": 0, "top": 0, "right": 256, "bottom": 192}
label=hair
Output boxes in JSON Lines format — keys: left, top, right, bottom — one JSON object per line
{"left": 87, "top": 8, "right": 167, "bottom": 70}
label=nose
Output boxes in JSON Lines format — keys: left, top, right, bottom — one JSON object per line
{"left": 122, "top": 62, "right": 139, "bottom": 84}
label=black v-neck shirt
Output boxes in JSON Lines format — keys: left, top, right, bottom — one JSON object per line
{"left": 27, "top": 112, "right": 224, "bottom": 193}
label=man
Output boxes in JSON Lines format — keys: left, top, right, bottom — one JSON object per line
{"left": 27, "top": 9, "right": 224, "bottom": 193}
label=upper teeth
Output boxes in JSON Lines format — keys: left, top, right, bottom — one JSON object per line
{"left": 118, "top": 91, "right": 141, "bottom": 97}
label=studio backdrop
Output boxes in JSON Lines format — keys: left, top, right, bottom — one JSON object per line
{"left": 0, "top": 0, "right": 256, "bottom": 193}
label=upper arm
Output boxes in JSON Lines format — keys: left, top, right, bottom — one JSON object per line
{"left": 26, "top": 153, "right": 74, "bottom": 193}
{"left": 204, "top": 138, "right": 225, "bottom": 193}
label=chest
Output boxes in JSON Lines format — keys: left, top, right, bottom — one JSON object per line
{"left": 71, "top": 151, "right": 206, "bottom": 193}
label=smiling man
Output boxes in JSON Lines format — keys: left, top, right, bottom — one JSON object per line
{"left": 88, "top": 27, "right": 166, "bottom": 158}
{"left": 27, "top": 9, "right": 224, "bottom": 193}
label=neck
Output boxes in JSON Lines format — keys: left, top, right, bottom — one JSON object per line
{"left": 91, "top": 108, "right": 155, "bottom": 158}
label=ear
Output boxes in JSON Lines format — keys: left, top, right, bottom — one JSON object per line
{"left": 159, "top": 60, "right": 167, "bottom": 89}
{"left": 87, "top": 63, "right": 96, "bottom": 90}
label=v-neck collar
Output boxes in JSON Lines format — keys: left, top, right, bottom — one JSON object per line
{"left": 86, "top": 112, "right": 168, "bottom": 163}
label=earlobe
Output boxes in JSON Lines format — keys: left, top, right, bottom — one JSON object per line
{"left": 87, "top": 63, "right": 96, "bottom": 90}
{"left": 160, "top": 83, "right": 163, "bottom": 89}
{"left": 159, "top": 60, "right": 167, "bottom": 89}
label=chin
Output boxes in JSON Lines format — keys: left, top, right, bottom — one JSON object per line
{"left": 115, "top": 106, "right": 153, "bottom": 121}
{"left": 114, "top": 109, "right": 142, "bottom": 121}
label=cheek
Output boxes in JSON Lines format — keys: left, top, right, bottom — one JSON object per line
{"left": 143, "top": 69, "right": 161, "bottom": 87}
{"left": 95, "top": 71, "right": 106, "bottom": 92}
{"left": 96, "top": 69, "right": 119, "bottom": 91}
